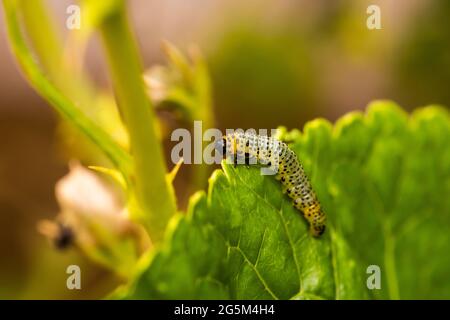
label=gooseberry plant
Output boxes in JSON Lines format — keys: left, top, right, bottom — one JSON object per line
{"left": 3, "top": 0, "right": 450, "bottom": 299}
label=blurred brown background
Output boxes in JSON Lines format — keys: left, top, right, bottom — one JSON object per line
{"left": 0, "top": 0, "right": 449, "bottom": 298}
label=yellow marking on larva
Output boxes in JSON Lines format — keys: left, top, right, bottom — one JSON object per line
{"left": 222, "top": 132, "right": 326, "bottom": 237}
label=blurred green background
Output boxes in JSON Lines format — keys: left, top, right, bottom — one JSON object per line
{"left": 0, "top": 0, "right": 449, "bottom": 299}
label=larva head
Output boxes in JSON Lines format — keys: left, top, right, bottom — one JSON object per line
{"left": 214, "top": 136, "right": 227, "bottom": 156}
{"left": 304, "top": 205, "right": 326, "bottom": 237}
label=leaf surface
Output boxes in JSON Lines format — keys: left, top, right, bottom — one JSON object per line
{"left": 119, "top": 101, "right": 450, "bottom": 299}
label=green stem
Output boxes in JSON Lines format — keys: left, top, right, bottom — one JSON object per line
{"left": 19, "top": 0, "right": 63, "bottom": 80}
{"left": 99, "top": 3, "right": 176, "bottom": 242}
{"left": 2, "top": 0, "right": 131, "bottom": 176}
{"left": 190, "top": 53, "right": 215, "bottom": 192}
{"left": 19, "top": 0, "right": 100, "bottom": 116}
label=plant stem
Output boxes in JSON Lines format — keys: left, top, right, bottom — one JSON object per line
{"left": 192, "top": 58, "right": 214, "bottom": 191}
{"left": 99, "top": 3, "right": 176, "bottom": 242}
{"left": 19, "top": 0, "right": 99, "bottom": 114}
{"left": 2, "top": 0, "right": 131, "bottom": 175}
{"left": 19, "top": 0, "right": 62, "bottom": 80}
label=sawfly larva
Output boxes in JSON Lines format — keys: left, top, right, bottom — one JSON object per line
{"left": 216, "top": 131, "right": 326, "bottom": 237}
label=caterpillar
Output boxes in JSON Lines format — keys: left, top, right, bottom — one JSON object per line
{"left": 216, "top": 131, "right": 326, "bottom": 237}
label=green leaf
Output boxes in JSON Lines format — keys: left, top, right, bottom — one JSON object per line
{"left": 118, "top": 101, "right": 449, "bottom": 299}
